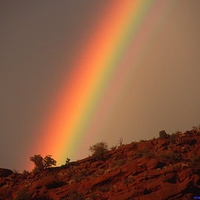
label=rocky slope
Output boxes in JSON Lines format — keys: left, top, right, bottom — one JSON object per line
{"left": 1, "top": 128, "right": 200, "bottom": 200}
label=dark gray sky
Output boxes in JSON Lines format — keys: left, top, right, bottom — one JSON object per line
{"left": 1, "top": 0, "right": 200, "bottom": 171}
{"left": 0, "top": 0, "right": 108, "bottom": 170}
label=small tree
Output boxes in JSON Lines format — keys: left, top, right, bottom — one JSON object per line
{"left": 30, "top": 154, "right": 56, "bottom": 171}
{"left": 65, "top": 158, "right": 71, "bottom": 165}
{"left": 30, "top": 154, "right": 44, "bottom": 171}
{"left": 89, "top": 142, "right": 108, "bottom": 158}
{"left": 43, "top": 155, "right": 56, "bottom": 168}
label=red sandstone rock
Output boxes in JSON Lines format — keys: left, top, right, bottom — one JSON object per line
{"left": 147, "top": 158, "right": 160, "bottom": 170}
{"left": 1, "top": 128, "right": 200, "bottom": 199}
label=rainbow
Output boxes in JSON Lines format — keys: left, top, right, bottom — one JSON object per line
{"left": 28, "top": 0, "right": 172, "bottom": 168}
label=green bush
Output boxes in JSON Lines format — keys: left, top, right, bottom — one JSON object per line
{"left": 159, "top": 152, "right": 183, "bottom": 164}
{"left": 89, "top": 142, "right": 108, "bottom": 158}
{"left": 30, "top": 155, "right": 43, "bottom": 171}
{"left": 159, "top": 130, "right": 170, "bottom": 139}
{"left": 110, "top": 145, "right": 117, "bottom": 150}
{"left": 137, "top": 148, "right": 154, "bottom": 158}
{"left": 189, "top": 154, "right": 200, "bottom": 168}
{"left": 15, "top": 188, "right": 32, "bottom": 200}
{"left": 22, "top": 170, "right": 30, "bottom": 178}
{"left": 169, "top": 133, "right": 179, "bottom": 144}
{"left": 43, "top": 155, "right": 57, "bottom": 168}
{"left": 30, "top": 154, "right": 56, "bottom": 171}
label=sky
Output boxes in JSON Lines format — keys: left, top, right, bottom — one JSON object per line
{"left": 0, "top": 0, "right": 200, "bottom": 171}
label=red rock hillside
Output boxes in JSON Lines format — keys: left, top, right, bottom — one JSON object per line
{"left": 1, "top": 128, "right": 200, "bottom": 200}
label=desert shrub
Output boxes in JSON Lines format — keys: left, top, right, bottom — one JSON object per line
{"left": 118, "top": 138, "right": 123, "bottom": 146}
{"left": 169, "top": 133, "right": 179, "bottom": 144}
{"left": 15, "top": 188, "right": 32, "bottom": 200}
{"left": 22, "top": 170, "right": 29, "bottom": 175}
{"left": 30, "top": 155, "right": 44, "bottom": 171}
{"left": 189, "top": 154, "right": 200, "bottom": 168}
{"left": 159, "top": 152, "right": 183, "bottom": 164}
{"left": 159, "top": 130, "right": 170, "bottom": 139}
{"left": 89, "top": 142, "right": 108, "bottom": 158}
{"left": 30, "top": 155, "right": 56, "bottom": 171}
{"left": 72, "top": 170, "right": 87, "bottom": 182}
{"left": 110, "top": 145, "right": 117, "bottom": 150}
{"left": 43, "top": 155, "right": 56, "bottom": 168}
{"left": 131, "top": 141, "right": 137, "bottom": 144}
{"left": 137, "top": 148, "right": 154, "bottom": 158}
{"left": 62, "top": 191, "right": 84, "bottom": 200}
{"left": 181, "top": 138, "right": 197, "bottom": 145}
{"left": 131, "top": 142, "right": 138, "bottom": 150}
{"left": 192, "top": 126, "right": 199, "bottom": 131}
{"left": 65, "top": 158, "right": 71, "bottom": 165}
{"left": 111, "top": 159, "right": 126, "bottom": 168}
{"left": 22, "top": 170, "right": 30, "bottom": 178}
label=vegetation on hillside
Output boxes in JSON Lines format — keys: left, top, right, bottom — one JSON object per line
{"left": 30, "top": 155, "right": 56, "bottom": 172}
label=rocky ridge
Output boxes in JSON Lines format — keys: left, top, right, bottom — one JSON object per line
{"left": 1, "top": 128, "right": 200, "bottom": 200}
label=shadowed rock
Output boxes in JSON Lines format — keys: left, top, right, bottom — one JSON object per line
{"left": 0, "top": 168, "right": 13, "bottom": 177}
{"left": 1, "top": 128, "right": 200, "bottom": 200}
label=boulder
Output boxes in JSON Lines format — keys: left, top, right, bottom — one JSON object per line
{"left": 147, "top": 158, "right": 160, "bottom": 170}
{"left": 0, "top": 168, "right": 13, "bottom": 177}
